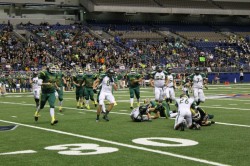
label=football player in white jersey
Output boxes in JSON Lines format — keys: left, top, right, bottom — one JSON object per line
{"left": 130, "top": 104, "right": 152, "bottom": 122}
{"left": 165, "top": 67, "right": 176, "bottom": 103}
{"left": 30, "top": 71, "right": 42, "bottom": 108}
{"left": 150, "top": 65, "right": 168, "bottom": 102}
{"left": 174, "top": 94, "right": 200, "bottom": 131}
{"left": 93, "top": 68, "right": 118, "bottom": 122}
{"left": 189, "top": 67, "right": 207, "bottom": 105}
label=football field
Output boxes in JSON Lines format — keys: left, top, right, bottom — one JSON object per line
{"left": 1, "top": 84, "right": 250, "bottom": 166}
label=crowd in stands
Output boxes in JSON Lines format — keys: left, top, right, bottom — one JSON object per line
{"left": 0, "top": 21, "right": 250, "bottom": 75}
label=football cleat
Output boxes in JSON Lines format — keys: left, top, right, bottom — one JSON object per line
{"left": 94, "top": 101, "right": 98, "bottom": 107}
{"left": 59, "top": 106, "right": 62, "bottom": 112}
{"left": 96, "top": 118, "right": 99, "bottom": 122}
{"left": 193, "top": 122, "right": 201, "bottom": 130}
{"left": 85, "top": 104, "right": 90, "bottom": 110}
{"left": 208, "top": 114, "right": 214, "bottom": 119}
{"left": 103, "top": 115, "right": 109, "bottom": 121}
{"left": 34, "top": 116, "right": 39, "bottom": 122}
{"left": 34, "top": 112, "right": 40, "bottom": 122}
{"left": 51, "top": 120, "right": 58, "bottom": 125}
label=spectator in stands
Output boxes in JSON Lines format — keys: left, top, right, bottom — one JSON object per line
{"left": 239, "top": 68, "right": 244, "bottom": 83}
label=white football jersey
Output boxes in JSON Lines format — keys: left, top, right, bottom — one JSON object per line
{"left": 100, "top": 76, "right": 113, "bottom": 93}
{"left": 130, "top": 107, "right": 140, "bottom": 119}
{"left": 166, "top": 74, "right": 174, "bottom": 87}
{"left": 154, "top": 72, "right": 166, "bottom": 88}
{"left": 175, "top": 97, "right": 194, "bottom": 112}
{"left": 32, "top": 77, "right": 42, "bottom": 90}
{"left": 192, "top": 75, "right": 204, "bottom": 89}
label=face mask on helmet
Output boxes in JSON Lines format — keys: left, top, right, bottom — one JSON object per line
{"left": 78, "top": 70, "right": 84, "bottom": 76}
{"left": 167, "top": 68, "right": 172, "bottom": 74}
{"left": 49, "top": 65, "right": 57, "bottom": 74}
{"left": 85, "top": 69, "right": 92, "bottom": 75}
{"left": 156, "top": 66, "right": 162, "bottom": 72}
{"left": 55, "top": 65, "right": 60, "bottom": 73}
{"left": 130, "top": 69, "right": 136, "bottom": 74}
{"left": 195, "top": 68, "right": 200, "bottom": 75}
{"left": 107, "top": 69, "right": 115, "bottom": 78}
{"left": 193, "top": 111, "right": 201, "bottom": 121}
{"left": 33, "top": 72, "right": 38, "bottom": 77}
{"left": 99, "top": 65, "right": 106, "bottom": 73}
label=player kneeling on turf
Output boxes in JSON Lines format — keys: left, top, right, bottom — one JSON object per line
{"left": 130, "top": 105, "right": 152, "bottom": 122}
{"left": 174, "top": 94, "right": 201, "bottom": 131}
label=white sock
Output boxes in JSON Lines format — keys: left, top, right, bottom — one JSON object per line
{"left": 137, "top": 98, "right": 140, "bottom": 103}
{"left": 102, "top": 104, "right": 106, "bottom": 113}
{"left": 86, "top": 100, "right": 89, "bottom": 104}
{"left": 130, "top": 98, "right": 134, "bottom": 105}
{"left": 36, "top": 107, "right": 41, "bottom": 113}
{"left": 170, "top": 112, "right": 178, "bottom": 118}
{"left": 59, "top": 101, "right": 63, "bottom": 106}
{"left": 50, "top": 108, "right": 55, "bottom": 117}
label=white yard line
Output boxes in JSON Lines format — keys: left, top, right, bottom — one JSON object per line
{"left": 0, "top": 119, "right": 230, "bottom": 166}
{"left": 215, "top": 122, "right": 250, "bottom": 128}
{"left": 0, "top": 150, "right": 37, "bottom": 155}
{"left": 201, "top": 105, "right": 250, "bottom": 111}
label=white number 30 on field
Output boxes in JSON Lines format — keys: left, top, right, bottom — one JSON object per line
{"left": 45, "top": 143, "right": 119, "bottom": 155}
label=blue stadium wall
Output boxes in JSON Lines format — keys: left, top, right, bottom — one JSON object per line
{"left": 208, "top": 73, "right": 250, "bottom": 83}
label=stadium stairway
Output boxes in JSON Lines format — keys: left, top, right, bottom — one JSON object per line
{"left": 157, "top": 30, "right": 188, "bottom": 43}
{"left": 12, "top": 30, "right": 27, "bottom": 42}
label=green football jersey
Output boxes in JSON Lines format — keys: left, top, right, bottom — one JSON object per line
{"left": 83, "top": 73, "right": 97, "bottom": 88}
{"left": 126, "top": 73, "right": 141, "bottom": 88}
{"left": 73, "top": 75, "right": 85, "bottom": 87}
{"left": 39, "top": 70, "right": 57, "bottom": 93}
{"left": 56, "top": 72, "right": 65, "bottom": 87}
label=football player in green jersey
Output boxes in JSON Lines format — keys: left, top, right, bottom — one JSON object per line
{"left": 34, "top": 64, "right": 58, "bottom": 125}
{"left": 144, "top": 99, "right": 171, "bottom": 119}
{"left": 0, "top": 74, "right": 6, "bottom": 95}
{"left": 83, "top": 68, "right": 98, "bottom": 109}
{"left": 126, "top": 68, "right": 142, "bottom": 109}
{"left": 73, "top": 69, "right": 85, "bottom": 109}
{"left": 55, "top": 65, "right": 66, "bottom": 112}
